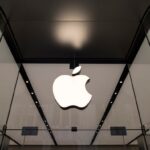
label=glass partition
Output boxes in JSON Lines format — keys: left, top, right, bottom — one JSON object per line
{"left": 0, "top": 20, "right": 20, "bottom": 148}
{"left": 128, "top": 29, "right": 150, "bottom": 149}
{"left": 0, "top": 36, "right": 19, "bottom": 126}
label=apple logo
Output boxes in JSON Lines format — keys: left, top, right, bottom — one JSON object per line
{"left": 52, "top": 66, "right": 92, "bottom": 109}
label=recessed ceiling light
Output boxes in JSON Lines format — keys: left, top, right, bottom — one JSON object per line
{"left": 35, "top": 101, "right": 38, "bottom": 103}
{"left": 31, "top": 92, "right": 34, "bottom": 95}
{"left": 26, "top": 81, "right": 29, "bottom": 83}
{"left": 110, "top": 101, "right": 113, "bottom": 104}
{"left": 114, "top": 92, "right": 117, "bottom": 95}
{"left": 120, "top": 81, "right": 123, "bottom": 84}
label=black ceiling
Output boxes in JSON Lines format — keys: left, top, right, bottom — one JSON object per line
{"left": 0, "top": 0, "right": 150, "bottom": 63}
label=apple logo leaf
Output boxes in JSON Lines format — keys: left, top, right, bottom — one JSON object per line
{"left": 72, "top": 66, "right": 81, "bottom": 75}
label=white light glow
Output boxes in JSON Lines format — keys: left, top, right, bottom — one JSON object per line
{"left": 54, "top": 22, "right": 90, "bottom": 49}
{"left": 52, "top": 68, "right": 92, "bottom": 108}
{"left": 31, "top": 92, "right": 34, "bottom": 95}
{"left": 54, "top": 10, "right": 91, "bottom": 49}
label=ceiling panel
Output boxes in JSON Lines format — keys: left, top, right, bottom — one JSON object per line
{"left": 1, "top": 0, "right": 149, "bottom": 63}
{"left": 0, "top": 0, "right": 142, "bottom": 21}
{"left": 9, "top": 21, "right": 137, "bottom": 60}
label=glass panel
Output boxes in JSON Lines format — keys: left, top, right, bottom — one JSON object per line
{"left": 0, "top": 17, "right": 20, "bottom": 148}
{"left": 6, "top": 130, "right": 24, "bottom": 146}
{"left": 6, "top": 74, "right": 47, "bottom": 130}
{"left": 129, "top": 32, "right": 150, "bottom": 126}
{"left": 53, "top": 130, "right": 94, "bottom": 145}
{"left": 94, "top": 130, "right": 125, "bottom": 145}
{"left": 6, "top": 130, "right": 54, "bottom": 146}
{"left": 0, "top": 36, "right": 19, "bottom": 127}
{"left": 129, "top": 29, "right": 150, "bottom": 149}
{"left": 100, "top": 74, "right": 141, "bottom": 130}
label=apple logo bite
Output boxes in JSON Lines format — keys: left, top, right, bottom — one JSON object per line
{"left": 52, "top": 66, "right": 92, "bottom": 109}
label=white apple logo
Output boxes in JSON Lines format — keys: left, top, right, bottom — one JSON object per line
{"left": 53, "top": 66, "right": 92, "bottom": 109}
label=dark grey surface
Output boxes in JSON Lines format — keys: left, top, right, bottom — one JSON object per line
{"left": 0, "top": 0, "right": 150, "bottom": 62}
{"left": 22, "top": 127, "right": 38, "bottom": 136}
{"left": 110, "top": 127, "right": 127, "bottom": 136}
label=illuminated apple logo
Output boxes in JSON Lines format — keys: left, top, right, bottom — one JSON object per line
{"left": 53, "top": 66, "right": 92, "bottom": 109}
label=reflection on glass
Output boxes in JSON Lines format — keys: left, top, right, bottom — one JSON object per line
{"left": 54, "top": 22, "right": 90, "bottom": 49}
{"left": 54, "top": 10, "right": 91, "bottom": 49}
